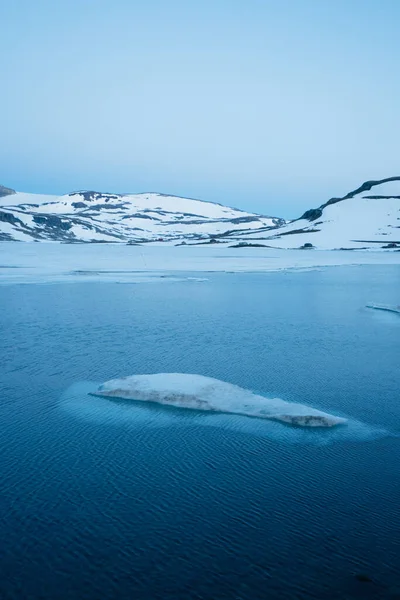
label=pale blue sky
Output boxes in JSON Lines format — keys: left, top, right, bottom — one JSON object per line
{"left": 1, "top": 0, "right": 399, "bottom": 217}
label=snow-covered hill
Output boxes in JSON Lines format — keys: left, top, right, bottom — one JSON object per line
{"left": 1, "top": 177, "right": 399, "bottom": 248}
{"left": 0, "top": 188, "right": 283, "bottom": 243}
{"left": 219, "top": 177, "right": 400, "bottom": 250}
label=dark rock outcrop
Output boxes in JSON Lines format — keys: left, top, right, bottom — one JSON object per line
{"left": 0, "top": 184, "right": 16, "bottom": 198}
{"left": 229, "top": 242, "right": 268, "bottom": 248}
{"left": 33, "top": 215, "right": 72, "bottom": 230}
{"left": 68, "top": 191, "right": 122, "bottom": 202}
{"left": 0, "top": 210, "right": 22, "bottom": 225}
{"left": 300, "top": 208, "right": 323, "bottom": 221}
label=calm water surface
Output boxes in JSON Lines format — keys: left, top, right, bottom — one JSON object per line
{"left": 1, "top": 266, "right": 400, "bottom": 599}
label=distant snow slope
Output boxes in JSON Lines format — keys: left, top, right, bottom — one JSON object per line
{"left": 0, "top": 188, "right": 283, "bottom": 242}
{"left": 226, "top": 177, "right": 400, "bottom": 250}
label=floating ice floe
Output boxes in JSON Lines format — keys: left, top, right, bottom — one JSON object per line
{"left": 93, "top": 373, "right": 346, "bottom": 428}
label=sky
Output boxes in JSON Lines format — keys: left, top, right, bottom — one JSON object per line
{"left": 1, "top": 0, "right": 400, "bottom": 218}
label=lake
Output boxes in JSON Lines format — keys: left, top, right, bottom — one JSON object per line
{"left": 1, "top": 265, "right": 400, "bottom": 599}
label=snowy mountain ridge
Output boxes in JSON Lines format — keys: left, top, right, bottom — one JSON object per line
{"left": 1, "top": 177, "right": 399, "bottom": 249}
{"left": 217, "top": 177, "right": 400, "bottom": 250}
{"left": 0, "top": 188, "right": 283, "bottom": 243}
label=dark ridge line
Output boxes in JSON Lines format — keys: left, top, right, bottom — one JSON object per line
{"left": 298, "top": 176, "right": 400, "bottom": 222}
{"left": 352, "top": 239, "right": 400, "bottom": 243}
{"left": 331, "top": 176, "right": 400, "bottom": 201}
{"left": 364, "top": 195, "right": 400, "bottom": 199}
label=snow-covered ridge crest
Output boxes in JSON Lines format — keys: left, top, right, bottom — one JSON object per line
{"left": 94, "top": 373, "right": 346, "bottom": 428}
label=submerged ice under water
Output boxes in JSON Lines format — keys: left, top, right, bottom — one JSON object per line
{"left": 60, "top": 380, "right": 389, "bottom": 446}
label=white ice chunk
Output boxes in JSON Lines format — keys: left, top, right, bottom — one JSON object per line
{"left": 94, "top": 373, "right": 346, "bottom": 428}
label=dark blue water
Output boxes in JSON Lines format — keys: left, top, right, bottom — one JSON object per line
{"left": 1, "top": 266, "right": 400, "bottom": 599}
